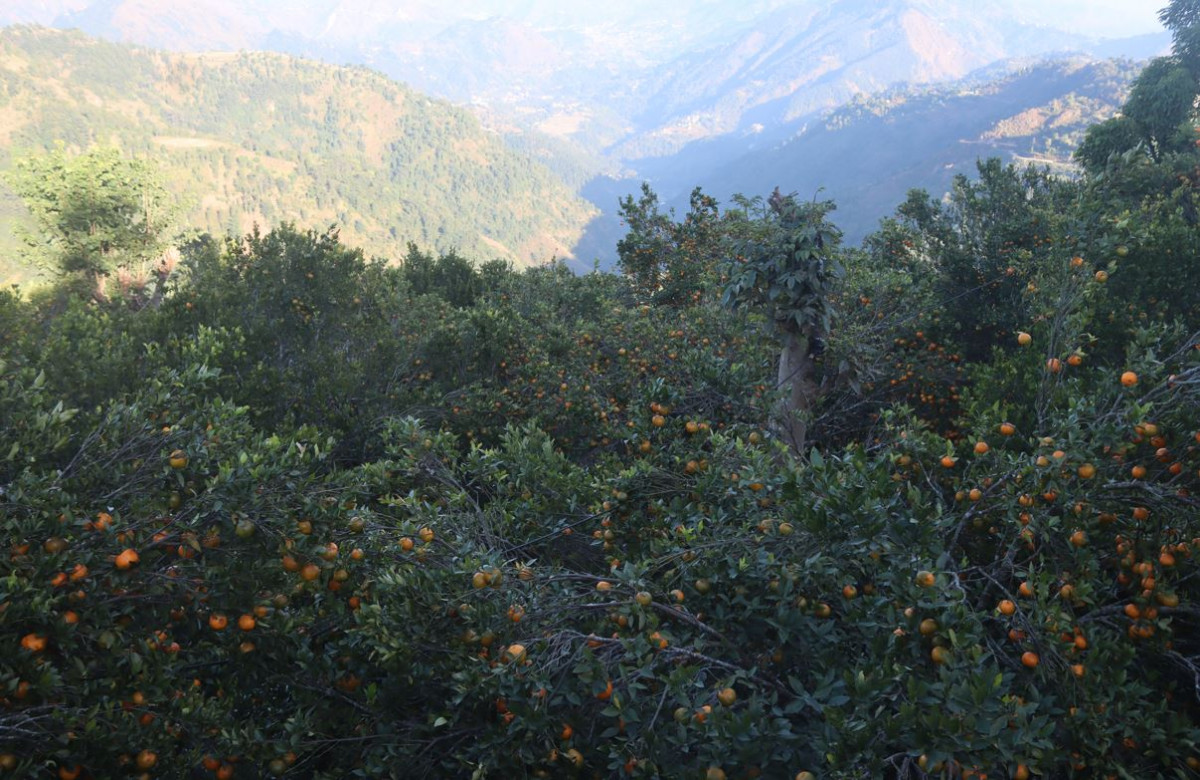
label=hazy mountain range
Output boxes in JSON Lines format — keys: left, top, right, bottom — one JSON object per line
{"left": 0, "top": 0, "right": 1173, "bottom": 273}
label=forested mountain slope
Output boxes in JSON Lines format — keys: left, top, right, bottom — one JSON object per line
{"left": 0, "top": 26, "right": 595, "bottom": 284}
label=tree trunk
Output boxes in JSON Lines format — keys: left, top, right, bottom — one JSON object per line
{"left": 774, "top": 329, "right": 820, "bottom": 456}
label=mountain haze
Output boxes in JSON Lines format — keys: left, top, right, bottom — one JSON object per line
{"left": 616, "top": 0, "right": 1094, "bottom": 159}
{"left": 24, "top": 0, "right": 1168, "bottom": 156}
{"left": 702, "top": 57, "right": 1142, "bottom": 242}
{"left": 567, "top": 56, "right": 1139, "bottom": 266}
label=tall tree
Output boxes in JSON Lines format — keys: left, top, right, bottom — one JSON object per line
{"left": 722, "top": 192, "right": 841, "bottom": 455}
{"left": 1161, "top": 0, "right": 1200, "bottom": 75}
{"left": 6, "top": 145, "right": 179, "bottom": 299}
{"left": 1076, "top": 1, "right": 1200, "bottom": 172}
{"left": 617, "top": 184, "right": 724, "bottom": 306}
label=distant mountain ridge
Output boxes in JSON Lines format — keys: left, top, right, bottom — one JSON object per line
{"left": 0, "top": 26, "right": 596, "bottom": 284}
{"left": 664, "top": 57, "right": 1140, "bottom": 243}
{"left": 6, "top": 0, "right": 1169, "bottom": 158}
{"left": 615, "top": 0, "right": 1156, "bottom": 160}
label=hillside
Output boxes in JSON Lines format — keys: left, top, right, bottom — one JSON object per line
{"left": 697, "top": 57, "right": 1139, "bottom": 242}
{"left": 584, "top": 56, "right": 1137, "bottom": 259}
{"left": 0, "top": 26, "right": 596, "bottom": 284}
{"left": 617, "top": 0, "right": 1072, "bottom": 159}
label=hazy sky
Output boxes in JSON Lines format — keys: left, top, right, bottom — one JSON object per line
{"left": 0, "top": 0, "right": 1172, "bottom": 42}
{"left": 1010, "top": 0, "right": 1165, "bottom": 37}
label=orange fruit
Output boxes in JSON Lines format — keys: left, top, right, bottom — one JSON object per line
{"left": 208, "top": 613, "right": 228, "bottom": 631}
{"left": 168, "top": 449, "right": 188, "bottom": 469}
{"left": 930, "top": 646, "right": 950, "bottom": 664}
{"left": 115, "top": 548, "right": 140, "bottom": 570}
{"left": 915, "top": 570, "right": 936, "bottom": 588}
{"left": 717, "top": 687, "right": 737, "bottom": 706}
{"left": 20, "top": 633, "right": 47, "bottom": 653}
{"left": 300, "top": 563, "right": 321, "bottom": 581}
{"left": 1157, "top": 592, "right": 1180, "bottom": 608}
{"left": 998, "top": 600, "right": 1016, "bottom": 616}
{"left": 237, "top": 614, "right": 256, "bottom": 631}
{"left": 974, "top": 441, "right": 989, "bottom": 455}
{"left": 135, "top": 750, "right": 157, "bottom": 770}
{"left": 1017, "top": 332, "right": 1032, "bottom": 346}
{"left": 1121, "top": 371, "right": 1138, "bottom": 387}
{"left": 1021, "top": 651, "right": 1039, "bottom": 668}
{"left": 999, "top": 422, "right": 1016, "bottom": 436}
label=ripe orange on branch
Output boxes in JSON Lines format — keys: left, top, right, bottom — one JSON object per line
{"left": 114, "top": 548, "right": 140, "bottom": 570}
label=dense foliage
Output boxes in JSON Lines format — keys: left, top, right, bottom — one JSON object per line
{"left": 2, "top": 6, "right": 1200, "bottom": 780}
